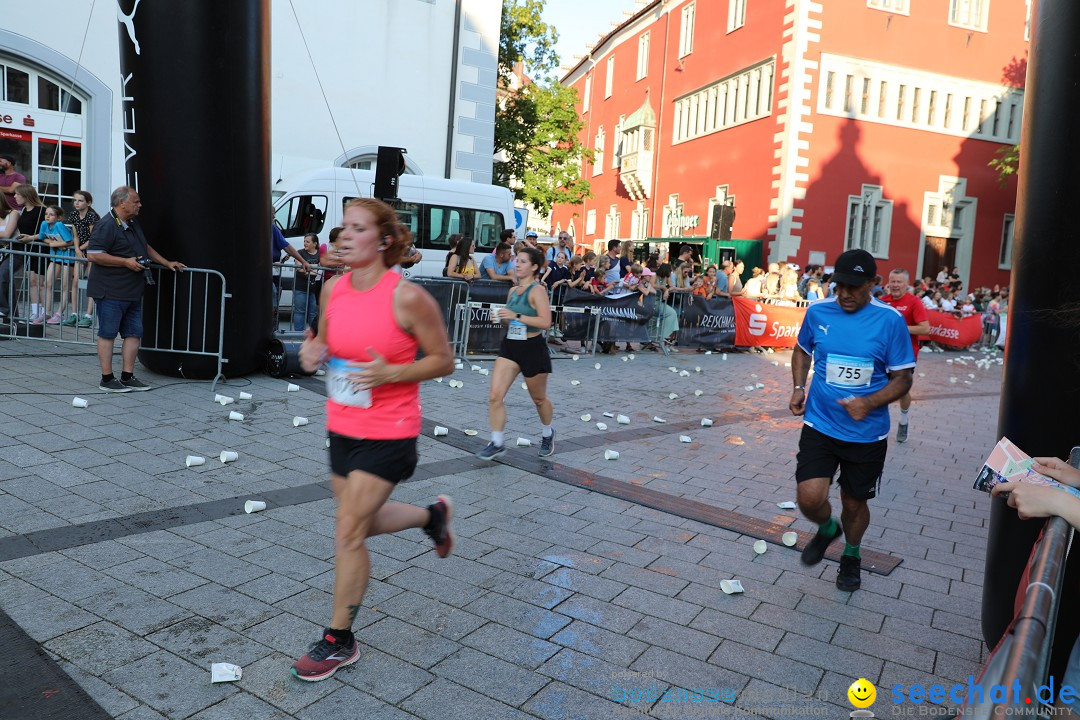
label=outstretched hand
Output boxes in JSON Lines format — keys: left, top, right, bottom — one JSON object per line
{"left": 298, "top": 328, "right": 327, "bottom": 373}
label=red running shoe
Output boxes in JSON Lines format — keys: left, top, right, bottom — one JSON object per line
{"left": 424, "top": 496, "right": 455, "bottom": 558}
{"left": 290, "top": 632, "right": 360, "bottom": 682}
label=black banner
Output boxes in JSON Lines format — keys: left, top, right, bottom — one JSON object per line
{"left": 560, "top": 289, "right": 656, "bottom": 343}
{"left": 677, "top": 295, "right": 736, "bottom": 348}
{"left": 466, "top": 280, "right": 515, "bottom": 352}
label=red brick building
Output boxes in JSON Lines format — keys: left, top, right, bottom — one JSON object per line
{"left": 550, "top": 0, "right": 1029, "bottom": 288}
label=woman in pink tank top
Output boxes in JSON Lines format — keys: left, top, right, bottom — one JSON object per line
{"left": 290, "top": 198, "right": 456, "bottom": 683}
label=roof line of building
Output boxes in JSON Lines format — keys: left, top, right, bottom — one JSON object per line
{"left": 559, "top": 0, "right": 663, "bottom": 83}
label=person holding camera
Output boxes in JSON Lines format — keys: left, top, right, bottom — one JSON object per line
{"left": 86, "top": 186, "right": 185, "bottom": 392}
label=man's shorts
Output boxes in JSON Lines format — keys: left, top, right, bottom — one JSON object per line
{"left": 328, "top": 433, "right": 418, "bottom": 484}
{"left": 795, "top": 425, "right": 886, "bottom": 500}
{"left": 96, "top": 298, "right": 143, "bottom": 339}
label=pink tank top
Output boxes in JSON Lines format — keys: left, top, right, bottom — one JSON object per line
{"left": 324, "top": 271, "right": 420, "bottom": 439}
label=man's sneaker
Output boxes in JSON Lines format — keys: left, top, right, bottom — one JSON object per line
{"left": 423, "top": 496, "right": 455, "bottom": 558}
{"left": 836, "top": 554, "right": 862, "bottom": 591}
{"left": 45, "top": 313, "right": 62, "bottom": 324}
{"left": 77, "top": 315, "right": 93, "bottom": 328}
{"left": 539, "top": 429, "right": 555, "bottom": 457}
{"left": 120, "top": 376, "right": 151, "bottom": 391}
{"left": 476, "top": 442, "right": 505, "bottom": 461}
{"left": 896, "top": 423, "right": 909, "bottom": 444}
{"left": 61, "top": 313, "right": 78, "bottom": 327}
{"left": 99, "top": 378, "right": 132, "bottom": 393}
{"left": 800, "top": 521, "right": 843, "bottom": 566}
{"left": 291, "top": 633, "right": 360, "bottom": 682}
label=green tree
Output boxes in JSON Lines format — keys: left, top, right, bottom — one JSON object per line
{"left": 494, "top": 0, "right": 592, "bottom": 215}
{"left": 989, "top": 144, "right": 1019, "bottom": 187}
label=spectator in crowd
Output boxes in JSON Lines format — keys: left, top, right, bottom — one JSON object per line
{"left": 922, "top": 290, "right": 940, "bottom": 311}
{"left": 87, "top": 186, "right": 185, "bottom": 392}
{"left": 588, "top": 254, "right": 612, "bottom": 295}
{"left": 669, "top": 260, "right": 694, "bottom": 294}
{"left": 939, "top": 290, "right": 956, "bottom": 313}
{"left": 580, "top": 251, "right": 596, "bottom": 283}
{"left": 69, "top": 190, "right": 100, "bottom": 327}
{"left": 445, "top": 235, "right": 478, "bottom": 282}
{"left": 0, "top": 154, "right": 26, "bottom": 211}
{"left": 522, "top": 230, "right": 539, "bottom": 249}
{"left": 12, "top": 185, "right": 47, "bottom": 322}
{"left": 480, "top": 241, "right": 515, "bottom": 283}
{"left": 672, "top": 244, "right": 696, "bottom": 280}
{"left": 542, "top": 251, "right": 571, "bottom": 289}
{"left": 603, "top": 240, "right": 622, "bottom": 285}
{"left": 798, "top": 264, "right": 817, "bottom": 298}
{"left": 0, "top": 203, "right": 17, "bottom": 320}
{"left": 442, "top": 234, "right": 462, "bottom": 277}
{"left": 645, "top": 252, "right": 660, "bottom": 272}
{"left": 947, "top": 266, "right": 962, "bottom": 292}
{"left": 322, "top": 227, "right": 347, "bottom": 278}
{"left": 727, "top": 259, "right": 745, "bottom": 297}
{"left": 693, "top": 265, "right": 720, "bottom": 299}
{"left": 743, "top": 267, "right": 765, "bottom": 298}
{"left": 805, "top": 279, "right": 823, "bottom": 301}
{"left": 622, "top": 262, "right": 642, "bottom": 289}
{"left": 982, "top": 293, "right": 1002, "bottom": 346}
{"left": 499, "top": 228, "right": 515, "bottom": 244}
{"left": 547, "top": 232, "right": 573, "bottom": 264}
{"left": 642, "top": 267, "right": 679, "bottom": 351}
{"left": 398, "top": 239, "right": 422, "bottom": 270}
{"left": 37, "top": 205, "right": 77, "bottom": 325}
{"left": 565, "top": 255, "right": 588, "bottom": 290}
{"left": 960, "top": 296, "right": 976, "bottom": 318}
{"left": 777, "top": 266, "right": 801, "bottom": 305}
{"left": 292, "top": 233, "right": 323, "bottom": 331}
{"left": 935, "top": 267, "right": 948, "bottom": 285}
{"left": 871, "top": 275, "right": 885, "bottom": 298}
{"left": 618, "top": 240, "right": 635, "bottom": 278}
{"left": 272, "top": 219, "right": 313, "bottom": 329}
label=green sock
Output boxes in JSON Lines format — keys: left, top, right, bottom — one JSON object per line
{"left": 842, "top": 543, "right": 861, "bottom": 559}
{"left": 818, "top": 517, "right": 838, "bottom": 536}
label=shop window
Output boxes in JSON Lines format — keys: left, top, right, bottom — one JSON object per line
{"left": 36, "top": 138, "right": 82, "bottom": 212}
{"left": 4, "top": 66, "right": 30, "bottom": 104}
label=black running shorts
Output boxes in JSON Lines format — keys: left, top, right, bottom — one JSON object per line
{"left": 328, "top": 433, "right": 418, "bottom": 483}
{"left": 498, "top": 333, "right": 552, "bottom": 378}
{"left": 795, "top": 425, "right": 886, "bottom": 500}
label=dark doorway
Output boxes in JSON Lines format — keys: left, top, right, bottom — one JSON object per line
{"left": 922, "top": 235, "right": 957, "bottom": 280}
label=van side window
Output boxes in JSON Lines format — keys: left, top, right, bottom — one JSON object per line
{"left": 276, "top": 195, "right": 328, "bottom": 237}
{"left": 423, "top": 205, "right": 504, "bottom": 250}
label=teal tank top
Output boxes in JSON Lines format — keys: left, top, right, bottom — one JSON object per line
{"left": 506, "top": 282, "right": 540, "bottom": 317}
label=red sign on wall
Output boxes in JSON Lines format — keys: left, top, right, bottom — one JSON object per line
{"left": 0, "top": 128, "right": 31, "bottom": 141}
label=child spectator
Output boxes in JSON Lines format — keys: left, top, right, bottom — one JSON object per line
{"left": 960, "top": 297, "right": 976, "bottom": 318}
{"left": 623, "top": 263, "right": 643, "bottom": 289}
{"left": 37, "top": 205, "right": 76, "bottom": 325}
{"left": 693, "top": 265, "right": 719, "bottom": 299}
{"left": 68, "top": 190, "right": 99, "bottom": 327}
{"left": 806, "top": 278, "right": 822, "bottom": 301}
{"left": 566, "top": 256, "right": 588, "bottom": 290}
{"left": 982, "top": 294, "right": 1001, "bottom": 346}
{"left": 542, "top": 252, "right": 571, "bottom": 289}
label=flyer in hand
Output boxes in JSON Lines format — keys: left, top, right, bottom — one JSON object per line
{"left": 974, "top": 437, "right": 1080, "bottom": 499}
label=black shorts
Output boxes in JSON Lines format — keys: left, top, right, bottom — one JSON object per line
{"left": 795, "top": 425, "right": 886, "bottom": 501}
{"left": 498, "top": 333, "right": 552, "bottom": 378}
{"left": 328, "top": 433, "right": 418, "bottom": 483}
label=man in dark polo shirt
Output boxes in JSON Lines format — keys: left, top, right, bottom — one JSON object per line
{"left": 87, "top": 186, "right": 185, "bottom": 392}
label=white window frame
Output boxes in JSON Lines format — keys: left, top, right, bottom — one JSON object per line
{"left": 999, "top": 213, "right": 1014, "bottom": 269}
{"left": 585, "top": 209, "right": 597, "bottom": 236}
{"left": 637, "top": 32, "right": 650, "bottom": 81}
{"left": 949, "top": 0, "right": 989, "bottom": 32}
{"left": 1025, "top": 0, "right": 1031, "bottom": 41}
{"left": 605, "top": 205, "right": 621, "bottom": 240}
{"left": 583, "top": 75, "right": 592, "bottom": 112}
{"left": 867, "top": 0, "right": 909, "bottom": 14}
{"left": 843, "top": 184, "right": 892, "bottom": 259}
{"left": 672, "top": 59, "right": 774, "bottom": 144}
{"left": 728, "top": 0, "right": 747, "bottom": 32}
{"left": 605, "top": 57, "right": 615, "bottom": 99}
{"left": 679, "top": 2, "right": 695, "bottom": 58}
{"left": 593, "top": 127, "right": 605, "bottom": 176}
{"left": 630, "top": 201, "right": 649, "bottom": 240}
{"left": 612, "top": 115, "right": 625, "bottom": 170}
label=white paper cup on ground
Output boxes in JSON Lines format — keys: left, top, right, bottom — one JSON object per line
{"left": 705, "top": 350, "right": 713, "bottom": 355}
{"left": 628, "top": 354, "right": 635, "bottom": 360}
{"left": 680, "top": 370, "right": 690, "bottom": 377}
{"left": 217, "top": 396, "right": 235, "bottom": 406}
{"left": 617, "top": 415, "right": 630, "bottom": 425}
{"left": 668, "top": 393, "right": 678, "bottom": 400}
{"left": 520, "top": 382, "right": 528, "bottom": 390}
{"left": 753, "top": 540, "right": 768, "bottom": 555}
{"left": 185, "top": 455, "right": 206, "bottom": 467}
{"left": 720, "top": 579, "right": 744, "bottom": 595}
{"left": 782, "top": 532, "right": 799, "bottom": 547}
{"left": 463, "top": 429, "right": 478, "bottom": 436}
{"left": 722, "top": 353, "right": 727, "bottom": 360}
{"left": 621, "top": 356, "right": 628, "bottom": 362}
{"left": 72, "top": 397, "right": 88, "bottom": 408}
{"left": 479, "top": 368, "right": 490, "bottom": 376}
{"left": 287, "top": 383, "right": 300, "bottom": 392}
{"left": 596, "top": 422, "right": 608, "bottom": 430}
{"left": 604, "top": 449, "right": 619, "bottom": 460}
{"left": 239, "top": 391, "right": 252, "bottom": 400}
{"left": 292, "top": 416, "right": 309, "bottom": 427}
{"left": 570, "top": 380, "right": 581, "bottom": 386}
{"left": 694, "top": 390, "right": 703, "bottom": 397}
{"left": 776, "top": 501, "right": 797, "bottom": 510}
{"left": 210, "top": 663, "right": 242, "bottom": 683}
{"left": 695, "top": 366, "right": 702, "bottom": 373}
{"left": 755, "top": 383, "right": 765, "bottom": 389}
{"left": 244, "top": 500, "right": 266, "bottom": 514}
{"left": 220, "top": 450, "right": 239, "bottom": 463}
{"left": 572, "top": 355, "right": 579, "bottom": 361}
{"left": 471, "top": 365, "right": 481, "bottom": 372}
{"left": 517, "top": 437, "right": 532, "bottom": 447}
{"left": 325, "top": 438, "right": 330, "bottom": 447}
{"left": 744, "top": 385, "right": 755, "bottom": 392}
{"left": 680, "top": 435, "right": 692, "bottom": 443}
{"left": 228, "top": 411, "right": 244, "bottom": 421}
{"left": 581, "top": 414, "right": 591, "bottom": 422}
{"left": 603, "top": 412, "right": 615, "bottom": 418}
{"left": 594, "top": 362, "right": 602, "bottom": 370}
{"left": 434, "top": 377, "right": 443, "bottom": 383}
{"left": 669, "top": 366, "right": 678, "bottom": 373}
{"left": 701, "top": 418, "right": 713, "bottom": 427}
{"left": 653, "top": 416, "right": 666, "bottom": 423}
{"left": 433, "top": 426, "right": 448, "bottom": 436}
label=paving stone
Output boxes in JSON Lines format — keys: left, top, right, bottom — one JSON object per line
{"left": 632, "top": 646, "right": 751, "bottom": 700}
{"left": 387, "top": 565, "right": 488, "bottom": 608}
{"left": 676, "top": 581, "right": 761, "bottom": 619}
{"left": 234, "top": 572, "right": 310, "bottom": 604}
{"left": 734, "top": 678, "right": 833, "bottom": 720}
{"left": 234, "top": 652, "right": 341, "bottom": 714}
{"left": 539, "top": 546, "right": 615, "bottom": 575}
{"left": 189, "top": 693, "right": 293, "bottom": 720}
{"left": 482, "top": 570, "right": 574, "bottom": 609}
{"left": 401, "top": 677, "right": 537, "bottom": 720}
{"left": 611, "top": 586, "right": 702, "bottom": 625}
{"left": 707, "top": 640, "right": 824, "bottom": 695}
{"left": 356, "top": 616, "right": 461, "bottom": 668}
{"left": 626, "top": 614, "right": 724, "bottom": 660}
{"left": 4, "top": 592, "right": 99, "bottom": 642}
{"left": 478, "top": 547, "right": 561, "bottom": 579}
{"left": 239, "top": 544, "right": 333, "bottom": 582}
{"left": 538, "top": 647, "right": 651, "bottom": 702}
{"left": 295, "top": 685, "right": 418, "bottom": 720}
{"left": 599, "top": 562, "right": 689, "bottom": 596}
{"left": 460, "top": 622, "right": 561, "bottom": 669}
{"left": 169, "top": 583, "right": 280, "bottom": 632}
{"left": 58, "top": 659, "right": 141, "bottom": 718}
{"left": 550, "top": 618, "right": 649, "bottom": 667}
{"left": 464, "top": 591, "right": 572, "bottom": 639}
{"left": 376, "top": 590, "right": 488, "bottom": 640}
{"left": 45, "top": 620, "right": 158, "bottom": 674}
{"left": 102, "top": 650, "right": 237, "bottom": 718}
{"left": 544, "top": 567, "right": 627, "bottom": 602}
{"left": 244, "top": 611, "right": 324, "bottom": 655}
{"left": 794, "top": 593, "right": 885, "bottom": 633}
{"left": 336, "top": 647, "right": 434, "bottom": 704}
{"left": 774, "top": 633, "right": 884, "bottom": 680}
{"left": 167, "top": 547, "right": 272, "bottom": 587}
{"left": 432, "top": 647, "right": 551, "bottom": 706}
{"left": 523, "top": 680, "right": 651, "bottom": 720}
{"left": 146, "top": 615, "right": 275, "bottom": 667}
{"left": 60, "top": 541, "right": 146, "bottom": 570}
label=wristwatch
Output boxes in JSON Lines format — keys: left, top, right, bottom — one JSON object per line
{"left": 516, "top": 313, "right": 521, "bottom": 320}
{"left": 793, "top": 385, "right": 806, "bottom": 391}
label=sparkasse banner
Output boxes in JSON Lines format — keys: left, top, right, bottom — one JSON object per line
{"left": 732, "top": 298, "right": 804, "bottom": 348}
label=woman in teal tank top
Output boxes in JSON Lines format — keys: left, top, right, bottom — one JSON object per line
{"left": 476, "top": 247, "right": 556, "bottom": 460}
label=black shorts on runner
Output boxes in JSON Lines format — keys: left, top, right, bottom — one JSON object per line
{"left": 498, "top": 333, "right": 552, "bottom": 378}
{"left": 795, "top": 425, "right": 886, "bottom": 500}
{"left": 328, "top": 433, "right": 418, "bottom": 483}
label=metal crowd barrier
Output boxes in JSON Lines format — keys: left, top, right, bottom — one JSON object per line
{"left": 408, "top": 276, "right": 470, "bottom": 361}
{"left": 1, "top": 246, "right": 229, "bottom": 390}
{"left": 964, "top": 446, "right": 1080, "bottom": 718}
{"left": 459, "top": 297, "right": 602, "bottom": 358}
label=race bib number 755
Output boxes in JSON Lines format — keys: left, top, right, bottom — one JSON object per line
{"left": 825, "top": 353, "right": 873, "bottom": 388}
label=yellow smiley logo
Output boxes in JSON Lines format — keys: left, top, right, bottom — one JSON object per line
{"left": 848, "top": 678, "right": 876, "bottom": 709}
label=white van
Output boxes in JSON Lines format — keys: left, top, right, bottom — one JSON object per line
{"left": 271, "top": 167, "right": 515, "bottom": 279}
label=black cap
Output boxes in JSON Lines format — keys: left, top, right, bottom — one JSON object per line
{"left": 832, "top": 249, "right": 876, "bottom": 286}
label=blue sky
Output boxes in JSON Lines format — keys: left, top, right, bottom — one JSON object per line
{"left": 543, "top": 0, "right": 642, "bottom": 74}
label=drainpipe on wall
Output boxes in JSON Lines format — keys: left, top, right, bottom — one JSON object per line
{"left": 444, "top": 0, "right": 464, "bottom": 178}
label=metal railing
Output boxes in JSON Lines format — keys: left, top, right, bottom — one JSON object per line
{"left": 964, "top": 446, "right": 1080, "bottom": 718}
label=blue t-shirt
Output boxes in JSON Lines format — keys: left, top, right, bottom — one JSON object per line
{"left": 797, "top": 297, "right": 915, "bottom": 442}
{"left": 272, "top": 225, "right": 289, "bottom": 261}
{"left": 479, "top": 253, "right": 512, "bottom": 279}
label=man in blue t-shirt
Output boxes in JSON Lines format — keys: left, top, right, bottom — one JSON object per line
{"left": 479, "top": 242, "right": 514, "bottom": 282}
{"left": 788, "top": 248, "right": 914, "bottom": 592}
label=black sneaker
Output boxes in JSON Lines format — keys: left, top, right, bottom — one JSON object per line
{"left": 896, "top": 423, "right": 909, "bottom": 444}
{"left": 476, "top": 442, "right": 505, "bottom": 461}
{"left": 423, "top": 496, "right": 455, "bottom": 558}
{"left": 120, "top": 376, "right": 151, "bottom": 391}
{"left": 290, "top": 632, "right": 360, "bottom": 682}
{"left": 99, "top": 378, "right": 132, "bottom": 393}
{"left": 800, "top": 520, "right": 843, "bottom": 566}
{"left": 539, "top": 429, "right": 555, "bottom": 457}
{"left": 836, "top": 554, "right": 862, "bottom": 591}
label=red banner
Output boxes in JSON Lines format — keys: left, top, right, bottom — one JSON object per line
{"left": 925, "top": 310, "right": 982, "bottom": 347}
{"left": 733, "top": 298, "right": 805, "bottom": 348}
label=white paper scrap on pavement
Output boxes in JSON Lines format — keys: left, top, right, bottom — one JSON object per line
{"left": 719, "top": 579, "right": 744, "bottom": 595}
{"left": 776, "top": 501, "right": 797, "bottom": 510}
{"left": 210, "top": 663, "right": 242, "bottom": 683}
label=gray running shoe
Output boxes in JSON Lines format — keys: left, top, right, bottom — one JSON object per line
{"left": 99, "top": 378, "right": 132, "bottom": 393}
{"left": 120, "top": 376, "right": 151, "bottom": 392}
{"left": 896, "top": 423, "right": 909, "bottom": 444}
{"left": 539, "top": 429, "right": 555, "bottom": 457}
{"left": 476, "top": 442, "right": 505, "bottom": 461}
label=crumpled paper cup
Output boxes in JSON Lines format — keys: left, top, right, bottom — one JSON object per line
{"left": 581, "top": 414, "right": 591, "bottom": 422}
{"left": 679, "top": 435, "right": 692, "bottom": 443}
{"left": 215, "top": 394, "right": 234, "bottom": 405}
{"left": 753, "top": 540, "right": 767, "bottom": 555}
{"left": 701, "top": 418, "right": 713, "bottom": 427}
{"left": 782, "top": 532, "right": 799, "bottom": 547}
{"left": 653, "top": 417, "right": 666, "bottom": 423}
{"left": 596, "top": 422, "right": 608, "bottom": 430}
{"left": 720, "top": 579, "right": 744, "bottom": 594}
{"left": 616, "top": 415, "right": 630, "bottom": 425}
{"left": 776, "top": 501, "right": 797, "bottom": 510}
{"left": 210, "top": 662, "right": 242, "bottom": 683}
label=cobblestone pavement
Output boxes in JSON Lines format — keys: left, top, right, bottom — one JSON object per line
{"left": 0, "top": 336, "right": 1004, "bottom": 719}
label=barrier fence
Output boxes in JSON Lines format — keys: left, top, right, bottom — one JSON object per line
{"left": 1, "top": 246, "right": 229, "bottom": 389}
